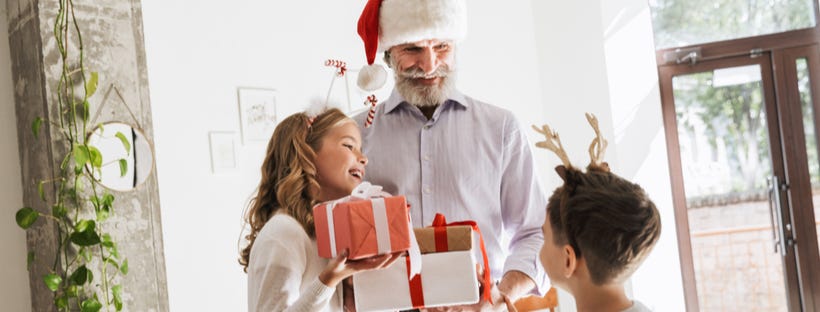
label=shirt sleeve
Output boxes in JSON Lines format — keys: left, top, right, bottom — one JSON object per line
{"left": 247, "top": 231, "right": 336, "bottom": 312}
{"left": 499, "top": 114, "right": 550, "bottom": 295}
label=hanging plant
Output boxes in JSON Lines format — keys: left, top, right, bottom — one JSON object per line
{"left": 15, "top": 0, "right": 128, "bottom": 311}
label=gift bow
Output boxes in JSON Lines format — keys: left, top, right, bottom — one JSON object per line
{"left": 431, "top": 213, "right": 493, "bottom": 305}
{"left": 350, "top": 181, "right": 390, "bottom": 199}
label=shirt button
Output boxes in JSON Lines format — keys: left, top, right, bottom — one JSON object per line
{"left": 423, "top": 155, "right": 431, "bottom": 161}
{"left": 424, "top": 125, "right": 432, "bottom": 130}
{"left": 423, "top": 186, "right": 432, "bottom": 194}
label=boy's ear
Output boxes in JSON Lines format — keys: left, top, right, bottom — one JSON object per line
{"left": 562, "top": 244, "right": 577, "bottom": 279}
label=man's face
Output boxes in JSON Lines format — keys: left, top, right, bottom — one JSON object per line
{"left": 387, "top": 39, "right": 456, "bottom": 107}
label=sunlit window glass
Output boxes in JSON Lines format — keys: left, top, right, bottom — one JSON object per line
{"left": 649, "top": 0, "right": 816, "bottom": 49}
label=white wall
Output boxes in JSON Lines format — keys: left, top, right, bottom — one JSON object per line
{"left": 600, "top": 1, "right": 686, "bottom": 310}
{"left": 530, "top": 2, "right": 610, "bottom": 308}
{"left": 140, "top": 0, "right": 687, "bottom": 311}
{"left": 0, "top": 0, "right": 33, "bottom": 311}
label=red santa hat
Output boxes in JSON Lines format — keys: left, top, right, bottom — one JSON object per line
{"left": 356, "top": 0, "right": 468, "bottom": 91}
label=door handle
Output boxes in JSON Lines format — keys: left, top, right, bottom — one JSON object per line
{"left": 766, "top": 175, "right": 790, "bottom": 256}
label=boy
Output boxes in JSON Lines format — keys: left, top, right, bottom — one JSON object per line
{"left": 507, "top": 114, "right": 661, "bottom": 312}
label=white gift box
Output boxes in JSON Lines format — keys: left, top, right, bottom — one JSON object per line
{"left": 353, "top": 250, "right": 480, "bottom": 311}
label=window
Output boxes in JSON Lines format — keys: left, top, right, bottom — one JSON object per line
{"left": 650, "top": 0, "right": 816, "bottom": 49}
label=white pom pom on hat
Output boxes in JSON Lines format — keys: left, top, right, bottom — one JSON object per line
{"left": 357, "top": 64, "right": 387, "bottom": 92}
{"left": 356, "top": 0, "right": 467, "bottom": 91}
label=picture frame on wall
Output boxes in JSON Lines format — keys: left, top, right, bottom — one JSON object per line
{"left": 209, "top": 131, "right": 237, "bottom": 174}
{"left": 237, "top": 87, "right": 278, "bottom": 144}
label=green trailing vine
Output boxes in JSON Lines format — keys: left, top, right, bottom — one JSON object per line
{"left": 15, "top": 0, "right": 128, "bottom": 311}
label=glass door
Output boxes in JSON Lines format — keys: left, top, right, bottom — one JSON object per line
{"left": 659, "top": 55, "right": 797, "bottom": 311}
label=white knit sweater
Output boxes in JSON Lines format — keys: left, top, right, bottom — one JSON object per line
{"left": 247, "top": 212, "right": 343, "bottom": 312}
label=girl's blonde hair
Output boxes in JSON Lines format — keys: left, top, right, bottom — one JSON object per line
{"left": 239, "top": 108, "right": 353, "bottom": 271}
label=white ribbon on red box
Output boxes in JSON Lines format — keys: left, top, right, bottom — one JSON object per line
{"left": 371, "top": 198, "right": 392, "bottom": 254}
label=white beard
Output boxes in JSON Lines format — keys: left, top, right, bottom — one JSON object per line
{"left": 394, "top": 66, "right": 456, "bottom": 107}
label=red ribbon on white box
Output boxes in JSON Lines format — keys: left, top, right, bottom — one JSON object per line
{"left": 401, "top": 214, "right": 494, "bottom": 309}
{"left": 406, "top": 256, "right": 425, "bottom": 307}
{"left": 429, "top": 214, "right": 493, "bottom": 304}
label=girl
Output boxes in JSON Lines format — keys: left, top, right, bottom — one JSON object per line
{"left": 240, "top": 107, "right": 401, "bottom": 311}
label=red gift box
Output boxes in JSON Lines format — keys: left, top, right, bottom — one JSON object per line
{"left": 313, "top": 196, "right": 411, "bottom": 260}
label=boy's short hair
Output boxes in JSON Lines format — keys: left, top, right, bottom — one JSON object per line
{"left": 546, "top": 165, "right": 661, "bottom": 285}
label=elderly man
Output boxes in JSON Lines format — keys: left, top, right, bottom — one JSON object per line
{"left": 353, "top": 0, "right": 549, "bottom": 309}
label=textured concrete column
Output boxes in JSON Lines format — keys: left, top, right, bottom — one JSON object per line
{"left": 6, "top": 0, "right": 168, "bottom": 310}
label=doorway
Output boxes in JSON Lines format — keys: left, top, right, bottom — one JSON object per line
{"left": 658, "top": 44, "right": 820, "bottom": 311}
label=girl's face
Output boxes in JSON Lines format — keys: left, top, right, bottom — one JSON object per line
{"left": 315, "top": 121, "right": 367, "bottom": 201}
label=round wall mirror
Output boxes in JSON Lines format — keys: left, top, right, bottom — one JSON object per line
{"left": 87, "top": 122, "right": 155, "bottom": 191}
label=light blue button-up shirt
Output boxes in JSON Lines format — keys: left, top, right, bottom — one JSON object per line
{"left": 354, "top": 89, "right": 549, "bottom": 293}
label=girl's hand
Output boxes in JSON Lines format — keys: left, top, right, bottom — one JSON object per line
{"left": 318, "top": 250, "right": 403, "bottom": 287}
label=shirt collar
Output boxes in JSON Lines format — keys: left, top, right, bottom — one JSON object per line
{"left": 384, "top": 88, "right": 469, "bottom": 114}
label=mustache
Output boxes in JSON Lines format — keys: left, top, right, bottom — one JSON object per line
{"left": 397, "top": 66, "right": 450, "bottom": 79}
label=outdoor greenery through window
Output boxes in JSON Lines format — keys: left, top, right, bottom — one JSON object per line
{"left": 672, "top": 67, "right": 771, "bottom": 206}
{"left": 649, "top": 0, "right": 817, "bottom": 49}
{"left": 672, "top": 67, "right": 788, "bottom": 311}
{"left": 797, "top": 58, "right": 820, "bottom": 186}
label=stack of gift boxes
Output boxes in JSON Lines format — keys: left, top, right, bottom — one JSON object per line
{"left": 314, "top": 192, "right": 489, "bottom": 311}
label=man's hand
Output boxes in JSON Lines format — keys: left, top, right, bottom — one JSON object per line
{"left": 496, "top": 270, "right": 536, "bottom": 302}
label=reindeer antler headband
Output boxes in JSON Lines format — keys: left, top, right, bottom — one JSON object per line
{"left": 585, "top": 113, "right": 609, "bottom": 171}
{"left": 531, "top": 123, "right": 572, "bottom": 168}
{"left": 532, "top": 113, "right": 610, "bottom": 173}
